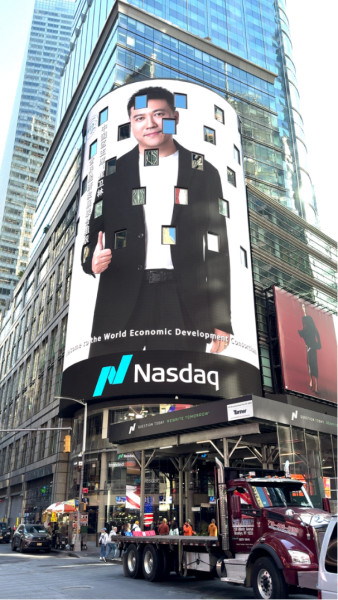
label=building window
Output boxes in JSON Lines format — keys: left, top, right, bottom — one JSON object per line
{"left": 99, "top": 107, "right": 108, "bottom": 125}
{"left": 234, "top": 145, "right": 241, "bottom": 164}
{"left": 204, "top": 126, "right": 216, "bottom": 144}
{"left": 162, "top": 226, "right": 176, "bottom": 245}
{"left": 219, "top": 198, "right": 230, "bottom": 217}
{"left": 144, "top": 149, "right": 159, "bottom": 166}
{"left": 227, "top": 167, "right": 236, "bottom": 186}
{"left": 114, "top": 230, "right": 127, "bottom": 249}
{"left": 163, "top": 118, "right": 176, "bottom": 135}
{"left": 94, "top": 200, "right": 103, "bottom": 219}
{"left": 105, "top": 157, "right": 116, "bottom": 176}
{"left": 132, "top": 187, "right": 146, "bottom": 206}
{"left": 191, "top": 153, "right": 204, "bottom": 170}
{"left": 175, "top": 188, "right": 188, "bottom": 205}
{"left": 175, "top": 93, "right": 187, "bottom": 109}
{"left": 118, "top": 123, "right": 130, "bottom": 140}
{"left": 81, "top": 176, "right": 87, "bottom": 195}
{"left": 207, "top": 233, "right": 220, "bottom": 252}
{"left": 214, "top": 105, "right": 224, "bottom": 123}
{"left": 240, "top": 247, "right": 248, "bottom": 267}
{"left": 135, "top": 94, "right": 147, "bottom": 109}
{"left": 89, "top": 140, "right": 97, "bottom": 159}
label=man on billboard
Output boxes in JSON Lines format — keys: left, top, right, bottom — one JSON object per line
{"left": 81, "top": 86, "right": 232, "bottom": 356}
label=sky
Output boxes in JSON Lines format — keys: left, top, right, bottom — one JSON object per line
{"left": 0, "top": 0, "right": 337, "bottom": 241}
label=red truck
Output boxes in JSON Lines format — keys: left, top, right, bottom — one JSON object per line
{"left": 118, "top": 459, "right": 332, "bottom": 598}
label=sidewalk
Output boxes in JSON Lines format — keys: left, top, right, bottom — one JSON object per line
{"left": 56, "top": 539, "right": 122, "bottom": 561}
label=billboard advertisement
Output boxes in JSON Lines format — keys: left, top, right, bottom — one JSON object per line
{"left": 62, "top": 80, "right": 261, "bottom": 402}
{"left": 274, "top": 286, "right": 337, "bottom": 403}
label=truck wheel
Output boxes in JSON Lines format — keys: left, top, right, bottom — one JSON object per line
{"left": 142, "top": 544, "right": 164, "bottom": 581}
{"left": 123, "top": 544, "right": 143, "bottom": 578}
{"left": 252, "top": 557, "right": 288, "bottom": 599}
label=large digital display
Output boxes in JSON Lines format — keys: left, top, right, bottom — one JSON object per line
{"left": 274, "top": 286, "right": 337, "bottom": 403}
{"left": 62, "top": 80, "right": 261, "bottom": 402}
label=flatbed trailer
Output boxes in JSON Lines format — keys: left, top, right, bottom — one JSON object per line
{"left": 116, "top": 534, "right": 221, "bottom": 581}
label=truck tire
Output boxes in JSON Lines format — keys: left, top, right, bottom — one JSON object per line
{"left": 252, "top": 557, "right": 288, "bottom": 599}
{"left": 142, "top": 544, "right": 164, "bottom": 581}
{"left": 123, "top": 544, "right": 143, "bottom": 578}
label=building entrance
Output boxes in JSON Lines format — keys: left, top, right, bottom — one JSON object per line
{"left": 108, "top": 396, "right": 337, "bottom": 529}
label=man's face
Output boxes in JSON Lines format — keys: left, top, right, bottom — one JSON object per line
{"left": 129, "top": 99, "right": 178, "bottom": 156}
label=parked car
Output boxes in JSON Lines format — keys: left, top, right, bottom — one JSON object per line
{"left": 11, "top": 523, "right": 52, "bottom": 553}
{"left": 317, "top": 514, "right": 337, "bottom": 599}
{"left": 0, "top": 522, "right": 11, "bottom": 543}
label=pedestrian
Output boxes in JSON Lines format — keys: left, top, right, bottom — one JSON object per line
{"left": 105, "top": 527, "right": 117, "bottom": 560}
{"left": 123, "top": 523, "right": 133, "bottom": 536}
{"left": 99, "top": 527, "right": 108, "bottom": 561}
{"left": 169, "top": 519, "right": 179, "bottom": 535}
{"left": 183, "top": 519, "right": 196, "bottom": 536}
{"left": 157, "top": 518, "right": 169, "bottom": 535}
{"left": 131, "top": 520, "right": 141, "bottom": 532}
{"left": 119, "top": 522, "right": 126, "bottom": 536}
{"left": 208, "top": 518, "right": 218, "bottom": 536}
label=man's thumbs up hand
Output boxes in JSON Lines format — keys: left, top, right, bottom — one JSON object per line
{"left": 92, "top": 231, "right": 112, "bottom": 274}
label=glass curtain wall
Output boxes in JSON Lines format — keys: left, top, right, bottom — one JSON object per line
{"left": 277, "top": 424, "right": 337, "bottom": 509}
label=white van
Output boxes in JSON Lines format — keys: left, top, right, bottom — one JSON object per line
{"left": 317, "top": 514, "right": 337, "bottom": 599}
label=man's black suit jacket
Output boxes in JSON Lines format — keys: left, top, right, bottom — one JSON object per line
{"left": 82, "top": 142, "right": 233, "bottom": 350}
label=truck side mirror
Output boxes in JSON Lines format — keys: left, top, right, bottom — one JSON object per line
{"left": 322, "top": 498, "right": 331, "bottom": 513}
{"left": 231, "top": 494, "right": 242, "bottom": 520}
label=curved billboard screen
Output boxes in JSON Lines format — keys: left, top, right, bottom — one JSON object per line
{"left": 62, "top": 80, "right": 261, "bottom": 402}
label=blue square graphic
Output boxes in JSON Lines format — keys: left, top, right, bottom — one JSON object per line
{"left": 174, "top": 93, "right": 187, "bottom": 109}
{"left": 163, "top": 119, "right": 176, "bottom": 134}
{"left": 135, "top": 94, "right": 147, "bottom": 109}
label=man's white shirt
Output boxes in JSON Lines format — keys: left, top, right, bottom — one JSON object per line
{"left": 139, "top": 151, "right": 178, "bottom": 270}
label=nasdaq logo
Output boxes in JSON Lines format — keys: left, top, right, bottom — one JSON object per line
{"left": 93, "top": 354, "right": 133, "bottom": 397}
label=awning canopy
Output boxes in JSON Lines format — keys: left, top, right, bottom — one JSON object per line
{"left": 44, "top": 499, "right": 79, "bottom": 513}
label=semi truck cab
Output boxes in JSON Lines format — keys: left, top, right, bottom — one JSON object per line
{"left": 217, "top": 464, "right": 332, "bottom": 598}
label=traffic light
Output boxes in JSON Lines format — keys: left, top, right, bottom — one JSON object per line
{"left": 64, "top": 434, "right": 71, "bottom": 452}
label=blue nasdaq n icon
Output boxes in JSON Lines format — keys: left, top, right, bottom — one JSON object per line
{"left": 93, "top": 354, "right": 133, "bottom": 397}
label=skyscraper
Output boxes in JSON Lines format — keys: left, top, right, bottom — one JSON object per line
{"left": 0, "top": 0, "right": 75, "bottom": 312}
{"left": 0, "top": 0, "right": 336, "bottom": 529}
{"left": 33, "top": 0, "right": 318, "bottom": 254}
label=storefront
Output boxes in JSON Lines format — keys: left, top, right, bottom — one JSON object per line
{"left": 106, "top": 395, "right": 337, "bottom": 530}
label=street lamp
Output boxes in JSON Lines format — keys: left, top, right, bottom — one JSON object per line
{"left": 55, "top": 396, "right": 87, "bottom": 552}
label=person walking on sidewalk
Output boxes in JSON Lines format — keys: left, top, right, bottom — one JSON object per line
{"left": 99, "top": 527, "right": 108, "bottom": 561}
{"left": 183, "top": 519, "right": 196, "bottom": 536}
{"left": 208, "top": 518, "right": 218, "bottom": 536}
{"left": 105, "top": 526, "right": 117, "bottom": 560}
{"left": 158, "top": 518, "right": 169, "bottom": 535}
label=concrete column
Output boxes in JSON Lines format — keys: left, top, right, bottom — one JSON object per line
{"left": 223, "top": 438, "right": 229, "bottom": 467}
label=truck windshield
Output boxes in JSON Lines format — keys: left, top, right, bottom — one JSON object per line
{"left": 250, "top": 483, "right": 313, "bottom": 508}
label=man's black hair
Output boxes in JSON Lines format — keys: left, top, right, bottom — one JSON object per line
{"left": 127, "top": 86, "right": 175, "bottom": 115}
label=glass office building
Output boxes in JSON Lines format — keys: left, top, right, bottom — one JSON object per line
{"left": 32, "top": 0, "right": 317, "bottom": 255}
{"left": 0, "top": 0, "right": 75, "bottom": 311}
{"left": 0, "top": 0, "right": 336, "bottom": 529}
